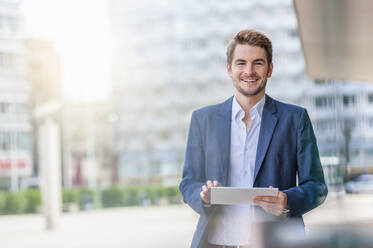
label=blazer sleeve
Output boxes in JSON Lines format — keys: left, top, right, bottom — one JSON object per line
{"left": 179, "top": 111, "right": 215, "bottom": 216}
{"left": 283, "top": 109, "right": 328, "bottom": 217}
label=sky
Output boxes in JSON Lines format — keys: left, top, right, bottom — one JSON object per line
{"left": 21, "top": 0, "right": 112, "bottom": 103}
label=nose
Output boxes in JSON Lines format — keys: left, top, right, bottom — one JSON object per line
{"left": 243, "top": 64, "right": 255, "bottom": 75}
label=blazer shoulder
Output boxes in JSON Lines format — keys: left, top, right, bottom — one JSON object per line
{"left": 192, "top": 97, "right": 232, "bottom": 119}
{"left": 271, "top": 97, "right": 307, "bottom": 117}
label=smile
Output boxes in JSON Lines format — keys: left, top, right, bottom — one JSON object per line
{"left": 241, "top": 79, "right": 259, "bottom": 83}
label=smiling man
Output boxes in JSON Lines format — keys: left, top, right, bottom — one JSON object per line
{"left": 179, "top": 29, "right": 328, "bottom": 248}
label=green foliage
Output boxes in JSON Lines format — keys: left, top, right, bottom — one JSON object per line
{"left": 77, "top": 188, "right": 95, "bottom": 210}
{"left": 62, "top": 188, "right": 79, "bottom": 204}
{"left": 164, "top": 186, "right": 182, "bottom": 204}
{"left": 0, "top": 185, "right": 181, "bottom": 215}
{"left": 62, "top": 188, "right": 96, "bottom": 210}
{"left": 24, "top": 189, "right": 41, "bottom": 213}
{"left": 4, "top": 192, "right": 28, "bottom": 214}
{"left": 143, "top": 185, "right": 165, "bottom": 205}
{"left": 0, "top": 191, "right": 7, "bottom": 215}
{"left": 0, "top": 189, "right": 41, "bottom": 215}
{"left": 101, "top": 186, "right": 125, "bottom": 207}
{"left": 100, "top": 185, "right": 181, "bottom": 207}
{"left": 123, "top": 186, "right": 141, "bottom": 206}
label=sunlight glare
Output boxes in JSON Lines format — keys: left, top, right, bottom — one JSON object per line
{"left": 22, "top": 0, "right": 112, "bottom": 103}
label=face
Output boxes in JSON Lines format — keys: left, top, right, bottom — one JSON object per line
{"left": 227, "top": 44, "right": 273, "bottom": 98}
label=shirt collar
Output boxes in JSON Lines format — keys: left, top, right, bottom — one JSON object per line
{"left": 251, "top": 95, "right": 266, "bottom": 119}
{"left": 232, "top": 96, "right": 244, "bottom": 121}
{"left": 232, "top": 95, "right": 266, "bottom": 121}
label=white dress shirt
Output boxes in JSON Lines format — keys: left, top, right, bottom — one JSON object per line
{"left": 208, "top": 95, "right": 265, "bottom": 246}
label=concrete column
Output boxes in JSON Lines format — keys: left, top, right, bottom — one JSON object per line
{"left": 39, "top": 118, "right": 62, "bottom": 230}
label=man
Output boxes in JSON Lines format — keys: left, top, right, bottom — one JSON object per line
{"left": 179, "top": 29, "right": 328, "bottom": 248}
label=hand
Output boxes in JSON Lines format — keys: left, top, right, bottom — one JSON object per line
{"left": 253, "top": 186, "right": 289, "bottom": 216}
{"left": 200, "top": 180, "right": 221, "bottom": 204}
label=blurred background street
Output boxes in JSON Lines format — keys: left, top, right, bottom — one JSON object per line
{"left": 1, "top": 194, "right": 373, "bottom": 248}
{"left": 2, "top": 0, "right": 373, "bottom": 247}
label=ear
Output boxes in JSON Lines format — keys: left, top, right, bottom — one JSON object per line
{"left": 227, "top": 63, "right": 232, "bottom": 77}
{"left": 267, "top": 63, "right": 273, "bottom": 78}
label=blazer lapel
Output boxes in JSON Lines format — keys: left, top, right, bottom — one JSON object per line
{"left": 254, "top": 95, "right": 278, "bottom": 183}
{"left": 217, "top": 97, "right": 233, "bottom": 186}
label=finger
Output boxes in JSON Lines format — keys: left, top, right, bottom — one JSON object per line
{"left": 254, "top": 196, "right": 278, "bottom": 203}
{"left": 255, "top": 200, "right": 283, "bottom": 216}
{"left": 254, "top": 197, "right": 287, "bottom": 210}
{"left": 200, "top": 189, "right": 208, "bottom": 198}
{"left": 213, "top": 180, "right": 220, "bottom": 187}
{"left": 206, "top": 180, "right": 213, "bottom": 187}
{"left": 277, "top": 191, "right": 287, "bottom": 200}
{"left": 200, "top": 191, "right": 208, "bottom": 203}
{"left": 255, "top": 200, "right": 276, "bottom": 215}
{"left": 277, "top": 191, "right": 288, "bottom": 207}
{"left": 257, "top": 200, "right": 283, "bottom": 211}
{"left": 263, "top": 205, "right": 283, "bottom": 216}
{"left": 200, "top": 189, "right": 210, "bottom": 203}
{"left": 202, "top": 185, "right": 209, "bottom": 192}
{"left": 256, "top": 198, "right": 287, "bottom": 209}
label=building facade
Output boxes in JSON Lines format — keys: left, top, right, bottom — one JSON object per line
{"left": 0, "top": 0, "right": 32, "bottom": 190}
{"left": 308, "top": 81, "right": 373, "bottom": 166}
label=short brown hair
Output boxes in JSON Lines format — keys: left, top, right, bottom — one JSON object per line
{"left": 226, "top": 29, "right": 272, "bottom": 66}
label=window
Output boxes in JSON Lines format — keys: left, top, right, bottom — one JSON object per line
{"left": 315, "top": 96, "right": 334, "bottom": 109}
{"left": 316, "top": 120, "right": 326, "bottom": 131}
{"left": 315, "top": 120, "right": 336, "bottom": 133}
{"left": 368, "top": 94, "right": 373, "bottom": 104}
{"left": 0, "top": 132, "right": 31, "bottom": 150}
{"left": 0, "top": 132, "right": 10, "bottom": 150}
{"left": 315, "top": 79, "right": 326, "bottom": 84}
{"left": 0, "top": 53, "right": 16, "bottom": 68}
{"left": 8, "top": 17, "right": 18, "bottom": 32}
{"left": 0, "top": 16, "right": 3, "bottom": 30}
{"left": 368, "top": 118, "right": 373, "bottom": 128}
{"left": 288, "top": 29, "right": 298, "bottom": 38}
{"left": 0, "top": 102, "right": 10, "bottom": 113}
{"left": 16, "top": 103, "right": 30, "bottom": 115}
{"left": 366, "top": 149, "right": 373, "bottom": 160}
{"left": 0, "top": 53, "right": 4, "bottom": 67}
{"left": 344, "top": 119, "right": 356, "bottom": 129}
{"left": 0, "top": 103, "right": 5, "bottom": 113}
{"left": 17, "top": 132, "right": 32, "bottom": 150}
{"left": 342, "top": 95, "right": 355, "bottom": 107}
{"left": 315, "top": 97, "right": 325, "bottom": 108}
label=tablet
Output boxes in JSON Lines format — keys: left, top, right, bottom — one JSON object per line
{"left": 210, "top": 187, "right": 279, "bottom": 205}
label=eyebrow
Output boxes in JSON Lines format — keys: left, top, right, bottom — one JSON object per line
{"left": 234, "top": 58, "right": 266, "bottom": 64}
{"left": 234, "top": 59, "right": 246, "bottom": 64}
{"left": 253, "top": 58, "right": 266, "bottom": 63}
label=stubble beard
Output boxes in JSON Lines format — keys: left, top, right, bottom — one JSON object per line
{"left": 237, "top": 78, "right": 267, "bottom": 97}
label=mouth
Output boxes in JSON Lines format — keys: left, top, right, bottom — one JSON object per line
{"left": 241, "top": 78, "right": 259, "bottom": 84}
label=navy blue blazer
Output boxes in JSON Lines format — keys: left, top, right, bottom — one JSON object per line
{"left": 179, "top": 95, "right": 328, "bottom": 248}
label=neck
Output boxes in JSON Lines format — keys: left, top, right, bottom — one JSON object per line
{"left": 235, "top": 91, "right": 265, "bottom": 113}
